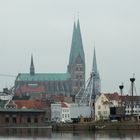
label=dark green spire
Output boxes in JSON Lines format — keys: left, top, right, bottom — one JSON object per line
{"left": 30, "top": 54, "right": 35, "bottom": 75}
{"left": 68, "top": 20, "right": 85, "bottom": 65}
{"left": 69, "top": 22, "right": 76, "bottom": 65}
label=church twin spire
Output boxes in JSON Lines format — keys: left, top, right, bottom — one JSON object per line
{"left": 68, "top": 19, "right": 85, "bottom": 66}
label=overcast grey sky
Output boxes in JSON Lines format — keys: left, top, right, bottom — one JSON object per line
{"left": 0, "top": 0, "right": 140, "bottom": 94}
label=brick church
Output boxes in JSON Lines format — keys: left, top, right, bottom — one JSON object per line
{"left": 14, "top": 20, "right": 100, "bottom": 99}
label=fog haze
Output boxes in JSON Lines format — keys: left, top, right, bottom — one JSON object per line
{"left": 0, "top": 0, "right": 140, "bottom": 94}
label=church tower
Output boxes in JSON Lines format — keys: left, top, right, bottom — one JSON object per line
{"left": 30, "top": 54, "right": 35, "bottom": 75}
{"left": 92, "top": 48, "right": 101, "bottom": 97}
{"left": 68, "top": 20, "right": 85, "bottom": 95}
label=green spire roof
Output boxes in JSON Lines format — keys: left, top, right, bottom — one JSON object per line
{"left": 69, "top": 20, "right": 85, "bottom": 65}
{"left": 92, "top": 48, "right": 100, "bottom": 79}
{"left": 92, "top": 48, "right": 98, "bottom": 73}
{"left": 16, "top": 73, "right": 70, "bottom": 82}
{"left": 69, "top": 22, "right": 76, "bottom": 65}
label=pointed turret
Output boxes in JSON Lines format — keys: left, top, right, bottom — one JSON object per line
{"left": 75, "top": 19, "right": 85, "bottom": 63}
{"left": 92, "top": 48, "right": 101, "bottom": 97}
{"left": 69, "top": 22, "right": 76, "bottom": 66}
{"left": 30, "top": 54, "right": 35, "bottom": 75}
{"left": 92, "top": 48, "right": 98, "bottom": 73}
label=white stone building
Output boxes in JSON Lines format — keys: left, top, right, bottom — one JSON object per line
{"left": 51, "top": 102, "right": 70, "bottom": 122}
{"left": 51, "top": 102, "right": 91, "bottom": 122}
{"left": 95, "top": 93, "right": 120, "bottom": 121}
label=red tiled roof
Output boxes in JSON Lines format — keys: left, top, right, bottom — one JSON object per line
{"left": 121, "top": 95, "right": 140, "bottom": 101}
{"left": 50, "top": 95, "right": 64, "bottom": 102}
{"left": 15, "top": 100, "right": 48, "bottom": 109}
{"left": 104, "top": 92, "right": 120, "bottom": 101}
{"left": 61, "top": 102, "right": 68, "bottom": 108}
{"left": 15, "top": 84, "right": 45, "bottom": 95}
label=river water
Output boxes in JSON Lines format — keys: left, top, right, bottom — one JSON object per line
{"left": 0, "top": 128, "right": 139, "bottom": 140}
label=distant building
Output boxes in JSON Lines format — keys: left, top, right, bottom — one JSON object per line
{"left": 14, "top": 20, "right": 86, "bottom": 98}
{"left": 0, "top": 109, "right": 45, "bottom": 125}
{"left": 51, "top": 102, "right": 70, "bottom": 122}
{"left": 95, "top": 92, "right": 120, "bottom": 120}
{"left": 122, "top": 96, "right": 140, "bottom": 117}
{"left": 51, "top": 102, "right": 91, "bottom": 122}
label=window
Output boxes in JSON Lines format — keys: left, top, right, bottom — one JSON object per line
{"left": 98, "top": 105, "right": 101, "bottom": 109}
{"left": 13, "top": 117, "right": 16, "bottom": 123}
{"left": 34, "top": 118, "right": 38, "bottom": 123}
{"left": 5, "top": 117, "right": 9, "bottom": 123}
{"left": 27, "top": 117, "right": 31, "bottom": 123}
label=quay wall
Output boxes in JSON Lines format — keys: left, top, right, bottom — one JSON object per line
{"left": 52, "top": 122, "right": 140, "bottom": 131}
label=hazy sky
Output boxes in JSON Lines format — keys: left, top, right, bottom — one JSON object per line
{"left": 0, "top": 0, "right": 140, "bottom": 95}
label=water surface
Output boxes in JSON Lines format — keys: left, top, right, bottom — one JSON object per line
{"left": 0, "top": 128, "right": 139, "bottom": 140}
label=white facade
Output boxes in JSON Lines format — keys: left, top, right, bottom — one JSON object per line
{"left": 125, "top": 103, "right": 140, "bottom": 115}
{"left": 51, "top": 102, "right": 70, "bottom": 122}
{"left": 61, "top": 107, "right": 70, "bottom": 122}
{"left": 69, "top": 104, "right": 91, "bottom": 119}
{"left": 51, "top": 102, "right": 92, "bottom": 122}
{"left": 95, "top": 94, "right": 110, "bottom": 120}
{"left": 95, "top": 93, "right": 120, "bottom": 121}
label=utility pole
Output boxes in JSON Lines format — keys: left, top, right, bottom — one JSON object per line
{"left": 130, "top": 76, "right": 135, "bottom": 116}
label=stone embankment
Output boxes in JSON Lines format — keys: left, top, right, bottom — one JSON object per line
{"left": 52, "top": 121, "right": 140, "bottom": 131}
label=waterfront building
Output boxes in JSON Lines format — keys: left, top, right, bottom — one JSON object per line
{"left": 51, "top": 102, "right": 91, "bottom": 122}
{"left": 14, "top": 20, "right": 85, "bottom": 98}
{"left": 4, "top": 99, "right": 51, "bottom": 121}
{"left": 95, "top": 92, "right": 120, "bottom": 120}
{"left": 0, "top": 109, "right": 45, "bottom": 125}
{"left": 51, "top": 102, "right": 70, "bottom": 122}
{"left": 122, "top": 96, "right": 140, "bottom": 119}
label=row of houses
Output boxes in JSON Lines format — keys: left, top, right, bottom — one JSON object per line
{"left": 0, "top": 87, "right": 140, "bottom": 125}
{"left": 51, "top": 92, "right": 140, "bottom": 122}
